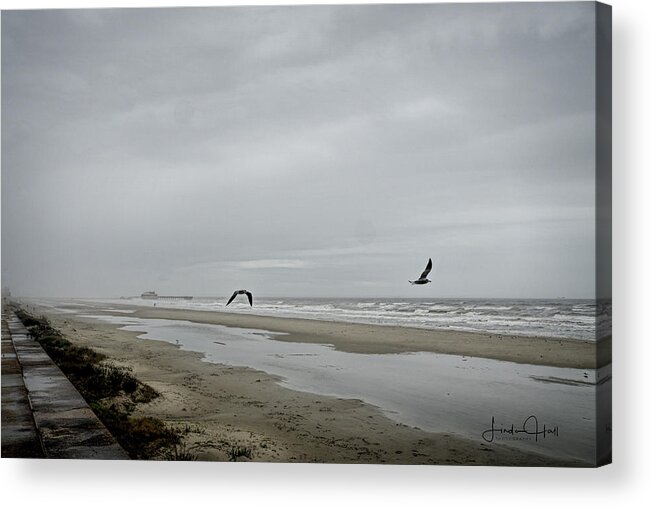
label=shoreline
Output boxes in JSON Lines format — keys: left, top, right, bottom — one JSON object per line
{"left": 112, "top": 304, "right": 608, "bottom": 370}
{"left": 29, "top": 300, "right": 590, "bottom": 466}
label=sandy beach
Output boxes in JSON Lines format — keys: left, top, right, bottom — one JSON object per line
{"left": 117, "top": 304, "right": 603, "bottom": 369}
{"left": 25, "top": 300, "right": 598, "bottom": 466}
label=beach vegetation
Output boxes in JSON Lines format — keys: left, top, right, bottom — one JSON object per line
{"left": 89, "top": 402, "right": 181, "bottom": 459}
{"left": 169, "top": 442, "right": 198, "bottom": 461}
{"left": 228, "top": 445, "right": 253, "bottom": 461}
{"left": 13, "top": 305, "right": 192, "bottom": 460}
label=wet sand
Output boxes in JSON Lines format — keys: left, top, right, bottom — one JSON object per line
{"left": 127, "top": 306, "right": 606, "bottom": 370}
{"left": 29, "top": 301, "right": 592, "bottom": 466}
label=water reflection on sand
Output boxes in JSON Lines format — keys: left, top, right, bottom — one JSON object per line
{"left": 79, "top": 312, "right": 607, "bottom": 464}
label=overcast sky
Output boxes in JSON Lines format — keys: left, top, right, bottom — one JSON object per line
{"left": 2, "top": 3, "right": 597, "bottom": 299}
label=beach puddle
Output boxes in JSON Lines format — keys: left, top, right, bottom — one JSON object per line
{"left": 77, "top": 312, "right": 605, "bottom": 464}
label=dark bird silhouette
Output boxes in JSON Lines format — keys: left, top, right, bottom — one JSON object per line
{"left": 409, "top": 258, "right": 433, "bottom": 285}
{"left": 226, "top": 289, "right": 253, "bottom": 307}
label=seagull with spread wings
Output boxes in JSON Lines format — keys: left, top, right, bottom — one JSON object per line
{"left": 226, "top": 289, "right": 253, "bottom": 307}
{"left": 409, "top": 258, "right": 433, "bottom": 285}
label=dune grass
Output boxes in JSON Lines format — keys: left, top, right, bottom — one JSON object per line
{"left": 13, "top": 306, "right": 192, "bottom": 460}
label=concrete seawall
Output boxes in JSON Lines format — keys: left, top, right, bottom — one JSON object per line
{"left": 1, "top": 307, "right": 129, "bottom": 459}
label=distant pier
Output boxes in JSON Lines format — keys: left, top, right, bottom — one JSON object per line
{"left": 141, "top": 291, "right": 193, "bottom": 301}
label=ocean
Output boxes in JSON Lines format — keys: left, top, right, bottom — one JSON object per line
{"left": 103, "top": 296, "right": 608, "bottom": 341}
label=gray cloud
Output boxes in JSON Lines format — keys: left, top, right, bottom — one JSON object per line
{"left": 2, "top": 3, "right": 597, "bottom": 298}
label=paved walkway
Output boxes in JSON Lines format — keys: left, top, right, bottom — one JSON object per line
{"left": 1, "top": 306, "right": 129, "bottom": 459}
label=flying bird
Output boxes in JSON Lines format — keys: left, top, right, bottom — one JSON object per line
{"left": 409, "top": 258, "right": 433, "bottom": 285}
{"left": 226, "top": 289, "right": 253, "bottom": 307}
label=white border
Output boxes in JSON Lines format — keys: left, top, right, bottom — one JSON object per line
{"left": 1, "top": 0, "right": 649, "bottom": 505}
